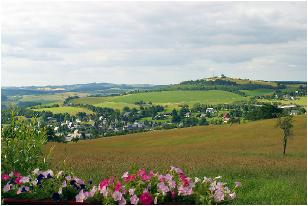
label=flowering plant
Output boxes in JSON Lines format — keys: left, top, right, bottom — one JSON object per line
{"left": 2, "top": 166, "right": 241, "bottom": 205}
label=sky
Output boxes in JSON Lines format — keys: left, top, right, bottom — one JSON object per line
{"left": 2, "top": 1, "right": 307, "bottom": 87}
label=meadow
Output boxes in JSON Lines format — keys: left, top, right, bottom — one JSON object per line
{"left": 240, "top": 89, "right": 274, "bottom": 96}
{"left": 257, "top": 96, "right": 307, "bottom": 107}
{"left": 46, "top": 115, "right": 307, "bottom": 204}
{"left": 72, "top": 90, "right": 247, "bottom": 110}
{"left": 20, "top": 92, "right": 89, "bottom": 104}
{"left": 32, "top": 106, "right": 94, "bottom": 115}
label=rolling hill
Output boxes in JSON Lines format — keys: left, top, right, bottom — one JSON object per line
{"left": 71, "top": 90, "right": 248, "bottom": 110}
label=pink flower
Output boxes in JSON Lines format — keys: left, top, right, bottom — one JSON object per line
{"left": 3, "top": 184, "right": 11, "bottom": 193}
{"left": 1, "top": 173, "right": 10, "bottom": 181}
{"left": 15, "top": 176, "right": 23, "bottom": 185}
{"left": 130, "top": 194, "right": 139, "bottom": 205}
{"left": 140, "top": 191, "right": 153, "bottom": 205}
{"left": 178, "top": 185, "right": 193, "bottom": 196}
{"left": 20, "top": 176, "right": 30, "bottom": 184}
{"left": 99, "top": 179, "right": 109, "bottom": 190}
{"left": 114, "top": 181, "right": 122, "bottom": 192}
{"left": 119, "top": 196, "right": 127, "bottom": 205}
{"left": 76, "top": 190, "right": 86, "bottom": 203}
{"left": 168, "top": 180, "right": 176, "bottom": 189}
{"left": 235, "top": 181, "right": 241, "bottom": 188}
{"left": 139, "top": 169, "right": 154, "bottom": 181}
{"left": 112, "top": 191, "right": 123, "bottom": 201}
{"left": 124, "top": 174, "right": 136, "bottom": 182}
{"left": 13, "top": 171, "right": 21, "bottom": 177}
{"left": 214, "top": 189, "right": 224, "bottom": 202}
{"left": 157, "top": 182, "right": 169, "bottom": 194}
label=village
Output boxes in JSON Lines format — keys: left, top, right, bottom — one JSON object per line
{"left": 40, "top": 101, "right": 305, "bottom": 143}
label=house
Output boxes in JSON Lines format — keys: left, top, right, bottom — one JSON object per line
{"left": 290, "top": 110, "right": 299, "bottom": 115}
{"left": 65, "top": 130, "right": 82, "bottom": 142}
{"left": 123, "top": 112, "right": 131, "bottom": 117}
{"left": 185, "top": 112, "right": 191, "bottom": 118}
{"left": 206, "top": 108, "right": 215, "bottom": 113}
{"left": 99, "top": 116, "right": 104, "bottom": 121}
{"left": 278, "top": 105, "right": 297, "bottom": 109}
{"left": 54, "top": 127, "right": 59, "bottom": 131}
{"left": 68, "top": 122, "right": 74, "bottom": 129}
{"left": 200, "top": 113, "right": 206, "bottom": 118}
{"left": 223, "top": 113, "right": 230, "bottom": 123}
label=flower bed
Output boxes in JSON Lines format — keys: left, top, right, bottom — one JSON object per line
{"left": 1, "top": 166, "right": 241, "bottom": 205}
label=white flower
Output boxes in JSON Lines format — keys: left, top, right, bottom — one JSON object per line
{"left": 122, "top": 171, "right": 129, "bottom": 179}
{"left": 229, "top": 192, "right": 236, "bottom": 200}
{"left": 129, "top": 188, "right": 135, "bottom": 196}
{"left": 154, "top": 196, "right": 158, "bottom": 205}
{"left": 194, "top": 177, "right": 200, "bottom": 183}
{"left": 33, "top": 168, "right": 40, "bottom": 175}
{"left": 31, "top": 180, "right": 38, "bottom": 186}
{"left": 56, "top": 171, "right": 63, "bottom": 178}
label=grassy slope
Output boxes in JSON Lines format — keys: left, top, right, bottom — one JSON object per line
{"left": 258, "top": 96, "right": 307, "bottom": 107}
{"left": 32, "top": 106, "right": 94, "bottom": 115}
{"left": 240, "top": 89, "right": 274, "bottom": 96}
{"left": 72, "top": 90, "right": 247, "bottom": 110}
{"left": 46, "top": 115, "right": 307, "bottom": 204}
{"left": 20, "top": 92, "right": 89, "bottom": 104}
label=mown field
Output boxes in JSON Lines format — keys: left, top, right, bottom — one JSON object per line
{"left": 32, "top": 106, "right": 94, "bottom": 115}
{"left": 71, "top": 90, "right": 247, "bottom": 110}
{"left": 46, "top": 115, "right": 307, "bottom": 204}
{"left": 20, "top": 92, "right": 89, "bottom": 104}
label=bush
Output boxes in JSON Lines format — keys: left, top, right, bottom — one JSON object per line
{"left": 1, "top": 111, "right": 48, "bottom": 174}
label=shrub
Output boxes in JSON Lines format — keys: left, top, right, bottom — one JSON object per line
{"left": 1, "top": 111, "right": 48, "bottom": 174}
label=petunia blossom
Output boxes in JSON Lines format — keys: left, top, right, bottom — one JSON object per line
{"left": 1, "top": 173, "right": 10, "bottom": 181}
{"left": 130, "top": 194, "right": 139, "bottom": 205}
{"left": 140, "top": 191, "right": 153, "bottom": 205}
{"left": 76, "top": 190, "right": 86, "bottom": 203}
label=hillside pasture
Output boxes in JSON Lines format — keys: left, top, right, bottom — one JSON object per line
{"left": 46, "top": 115, "right": 307, "bottom": 204}
{"left": 20, "top": 92, "right": 89, "bottom": 104}
{"left": 240, "top": 89, "right": 274, "bottom": 96}
{"left": 257, "top": 96, "right": 307, "bottom": 107}
{"left": 71, "top": 90, "right": 247, "bottom": 110}
{"left": 32, "top": 106, "right": 94, "bottom": 115}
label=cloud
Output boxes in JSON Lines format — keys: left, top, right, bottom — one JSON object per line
{"left": 1, "top": 1, "right": 307, "bottom": 86}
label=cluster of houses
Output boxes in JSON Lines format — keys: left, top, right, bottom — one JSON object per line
{"left": 42, "top": 103, "right": 304, "bottom": 142}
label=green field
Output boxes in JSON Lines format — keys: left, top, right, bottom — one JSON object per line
{"left": 72, "top": 90, "right": 247, "bottom": 110}
{"left": 20, "top": 92, "right": 89, "bottom": 104}
{"left": 32, "top": 106, "right": 94, "bottom": 115}
{"left": 46, "top": 115, "right": 306, "bottom": 204}
{"left": 240, "top": 89, "right": 274, "bottom": 96}
{"left": 258, "top": 96, "right": 307, "bottom": 107}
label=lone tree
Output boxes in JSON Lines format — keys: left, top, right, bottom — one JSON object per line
{"left": 276, "top": 116, "right": 293, "bottom": 155}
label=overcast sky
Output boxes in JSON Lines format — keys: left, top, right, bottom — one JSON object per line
{"left": 2, "top": 1, "right": 307, "bottom": 87}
